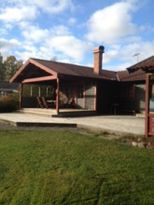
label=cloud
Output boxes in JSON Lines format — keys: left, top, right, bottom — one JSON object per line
{"left": 21, "top": 24, "right": 50, "bottom": 44}
{"left": 31, "top": 0, "right": 74, "bottom": 14}
{"left": 121, "top": 40, "right": 154, "bottom": 62}
{"left": 0, "top": 0, "right": 75, "bottom": 59}
{"left": 0, "top": 6, "right": 38, "bottom": 23}
{"left": 0, "top": 28, "right": 8, "bottom": 36}
{"left": 0, "top": 0, "right": 73, "bottom": 29}
{"left": 16, "top": 22, "right": 87, "bottom": 62}
{"left": 86, "top": 0, "right": 137, "bottom": 43}
{"left": 68, "top": 17, "right": 77, "bottom": 26}
{"left": 103, "top": 39, "right": 154, "bottom": 71}
{"left": 20, "top": 23, "right": 69, "bottom": 45}
{"left": 1, "top": 0, "right": 73, "bottom": 17}
{"left": 0, "top": 38, "right": 20, "bottom": 48}
{"left": 0, "top": 0, "right": 153, "bottom": 71}
{"left": 14, "top": 35, "right": 87, "bottom": 63}
{"left": 0, "top": 38, "right": 21, "bottom": 57}
{"left": 84, "top": 0, "right": 154, "bottom": 70}
{"left": 47, "top": 35, "right": 87, "bottom": 61}
{"left": 6, "top": 22, "right": 87, "bottom": 63}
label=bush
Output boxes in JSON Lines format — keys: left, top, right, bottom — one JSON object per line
{"left": 0, "top": 94, "right": 19, "bottom": 112}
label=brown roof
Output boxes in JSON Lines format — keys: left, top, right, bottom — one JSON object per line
{"left": 117, "top": 56, "right": 154, "bottom": 82}
{"left": 10, "top": 55, "right": 154, "bottom": 83}
{"left": 117, "top": 69, "right": 145, "bottom": 82}
{"left": 127, "top": 56, "right": 154, "bottom": 72}
{"left": 31, "top": 58, "right": 117, "bottom": 80}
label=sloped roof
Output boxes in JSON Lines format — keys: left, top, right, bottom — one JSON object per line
{"left": 10, "top": 58, "right": 117, "bottom": 83}
{"left": 31, "top": 58, "right": 117, "bottom": 80}
{"left": 116, "top": 56, "right": 154, "bottom": 82}
{"left": 117, "top": 69, "right": 145, "bottom": 82}
{"left": 127, "top": 56, "right": 154, "bottom": 72}
{"left": 10, "top": 55, "right": 154, "bottom": 83}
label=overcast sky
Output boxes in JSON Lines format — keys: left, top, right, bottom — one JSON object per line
{"left": 0, "top": 0, "right": 154, "bottom": 70}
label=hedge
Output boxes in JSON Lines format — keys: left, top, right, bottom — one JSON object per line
{"left": 0, "top": 94, "right": 19, "bottom": 112}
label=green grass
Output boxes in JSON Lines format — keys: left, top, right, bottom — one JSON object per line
{"left": 0, "top": 129, "right": 154, "bottom": 205}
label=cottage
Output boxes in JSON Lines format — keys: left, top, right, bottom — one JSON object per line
{"left": 10, "top": 46, "right": 154, "bottom": 116}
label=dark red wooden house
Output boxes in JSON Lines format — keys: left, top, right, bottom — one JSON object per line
{"left": 10, "top": 46, "right": 154, "bottom": 116}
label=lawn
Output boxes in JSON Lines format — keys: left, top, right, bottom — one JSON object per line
{"left": 0, "top": 129, "right": 154, "bottom": 205}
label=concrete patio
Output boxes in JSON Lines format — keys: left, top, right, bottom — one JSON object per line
{"left": 0, "top": 112, "right": 144, "bottom": 135}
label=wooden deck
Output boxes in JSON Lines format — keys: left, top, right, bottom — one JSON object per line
{"left": 21, "top": 108, "right": 97, "bottom": 117}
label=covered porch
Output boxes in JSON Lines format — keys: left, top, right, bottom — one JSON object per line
{"left": 10, "top": 59, "right": 98, "bottom": 116}
{"left": 20, "top": 77, "right": 98, "bottom": 116}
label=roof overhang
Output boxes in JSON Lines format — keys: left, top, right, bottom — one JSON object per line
{"left": 127, "top": 66, "right": 154, "bottom": 73}
{"left": 22, "top": 75, "right": 57, "bottom": 84}
{"left": 10, "top": 58, "right": 58, "bottom": 83}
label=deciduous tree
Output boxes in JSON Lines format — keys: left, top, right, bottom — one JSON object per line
{"left": 3, "top": 56, "right": 23, "bottom": 81}
{"left": 0, "top": 53, "right": 5, "bottom": 81}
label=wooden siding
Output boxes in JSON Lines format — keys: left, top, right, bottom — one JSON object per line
{"left": 85, "top": 84, "right": 96, "bottom": 110}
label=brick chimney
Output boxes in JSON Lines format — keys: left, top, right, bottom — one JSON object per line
{"left": 93, "top": 45, "right": 104, "bottom": 75}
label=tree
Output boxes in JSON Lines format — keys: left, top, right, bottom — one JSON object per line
{"left": 3, "top": 56, "right": 23, "bottom": 81}
{"left": 0, "top": 53, "right": 5, "bottom": 81}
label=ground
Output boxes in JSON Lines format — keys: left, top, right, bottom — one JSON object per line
{"left": 0, "top": 126, "right": 154, "bottom": 205}
{"left": 0, "top": 112, "right": 144, "bottom": 135}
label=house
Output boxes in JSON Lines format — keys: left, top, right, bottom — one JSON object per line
{"left": 10, "top": 46, "right": 154, "bottom": 115}
{"left": 120, "top": 55, "right": 154, "bottom": 113}
{"left": 0, "top": 81, "right": 19, "bottom": 96}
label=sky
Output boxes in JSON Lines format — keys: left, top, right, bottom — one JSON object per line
{"left": 0, "top": 0, "right": 154, "bottom": 71}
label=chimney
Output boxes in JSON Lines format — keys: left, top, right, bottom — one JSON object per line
{"left": 93, "top": 45, "right": 104, "bottom": 74}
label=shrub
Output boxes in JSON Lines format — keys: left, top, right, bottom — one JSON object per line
{"left": 0, "top": 94, "right": 19, "bottom": 112}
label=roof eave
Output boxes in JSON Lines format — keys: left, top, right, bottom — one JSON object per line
{"left": 10, "top": 59, "right": 30, "bottom": 83}
{"left": 10, "top": 58, "right": 58, "bottom": 83}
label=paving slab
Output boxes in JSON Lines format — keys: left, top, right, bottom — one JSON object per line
{"left": 0, "top": 113, "right": 77, "bottom": 127}
{"left": 0, "top": 112, "right": 144, "bottom": 135}
{"left": 70, "top": 115, "right": 144, "bottom": 135}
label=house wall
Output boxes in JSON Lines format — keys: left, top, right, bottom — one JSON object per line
{"left": 150, "top": 84, "right": 154, "bottom": 112}
{"left": 118, "top": 82, "right": 151, "bottom": 114}
{"left": 60, "top": 81, "right": 96, "bottom": 110}
{"left": 20, "top": 79, "right": 148, "bottom": 114}
{"left": 22, "top": 84, "right": 56, "bottom": 108}
{"left": 116, "top": 82, "right": 135, "bottom": 114}
{"left": 97, "top": 81, "right": 118, "bottom": 114}
{"left": 84, "top": 84, "right": 96, "bottom": 110}
{"left": 60, "top": 82, "right": 84, "bottom": 108}
{"left": 130, "top": 82, "right": 153, "bottom": 113}
{"left": 134, "top": 84, "right": 145, "bottom": 113}
{"left": 20, "top": 80, "right": 97, "bottom": 110}
{"left": 97, "top": 81, "right": 142, "bottom": 115}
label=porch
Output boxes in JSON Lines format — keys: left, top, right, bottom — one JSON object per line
{"left": 20, "top": 108, "right": 96, "bottom": 117}
{"left": 20, "top": 79, "right": 98, "bottom": 116}
{"left": 9, "top": 58, "right": 99, "bottom": 115}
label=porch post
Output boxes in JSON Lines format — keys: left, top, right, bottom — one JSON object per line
{"left": 145, "top": 73, "right": 150, "bottom": 137}
{"left": 94, "top": 83, "right": 97, "bottom": 111}
{"left": 38, "top": 86, "right": 41, "bottom": 97}
{"left": 19, "top": 83, "right": 23, "bottom": 109}
{"left": 56, "top": 78, "right": 60, "bottom": 114}
{"left": 30, "top": 85, "right": 33, "bottom": 97}
{"left": 83, "top": 84, "right": 86, "bottom": 109}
